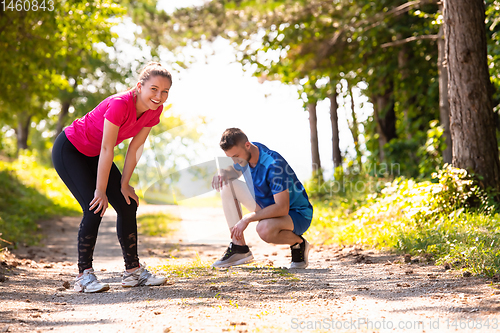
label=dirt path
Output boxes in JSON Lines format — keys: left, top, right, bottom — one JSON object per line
{"left": 1, "top": 205, "right": 500, "bottom": 333}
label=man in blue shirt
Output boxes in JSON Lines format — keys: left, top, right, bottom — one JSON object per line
{"left": 212, "top": 128, "right": 313, "bottom": 269}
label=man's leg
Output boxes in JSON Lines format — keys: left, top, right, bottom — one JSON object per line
{"left": 220, "top": 179, "right": 258, "bottom": 245}
{"left": 256, "top": 214, "right": 310, "bottom": 269}
{"left": 212, "top": 179, "right": 257, "bottom": 268}
{"left": 255, "top": 216, "right": 302, "bottom": 245}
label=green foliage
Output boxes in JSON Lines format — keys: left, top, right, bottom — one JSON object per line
{"left": 0, "top": 0, "right": 126, "bottom": 149}
{"left": 397, "top": 211, "right": 500, "bottom": 276}
{"left": 432, "top": 164, "right": 498, "bottom": 214}
{"left": 156, "top": 0, "right": 444, "bottom": 174}
{"left": 309, "top": 165, "right": 500, "bottom": 276}
{"left": 305, "top": 160, "right": 395, "bottom": 205}
{"left": 416, "top": 120, "right": 445, "bottom": 178}
{"left": 137, "top": 212, "right": 181, "bottom": 237}
{"left": 0, "top": 153, "right": 80, "bottom": 248}
{"left": 486, "top": 0, "right": 500, "bottom": 112}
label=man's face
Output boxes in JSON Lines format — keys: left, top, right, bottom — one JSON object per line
{"left": 224, "top": 142, "right": 251, "bottom": 167}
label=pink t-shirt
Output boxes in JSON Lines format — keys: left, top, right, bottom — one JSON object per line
{"left": 65, "top": 90, "right": 163, "bottom": 157}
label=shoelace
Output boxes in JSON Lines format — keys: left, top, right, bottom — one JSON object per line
{"left": 137, "top": 268, "right": 152, "bottom": 286}
{"left": 221, "top": 246, "right": 236, "bottom": 260}
{"left": 79, "top": 271, "right": 97, "bottom": 288}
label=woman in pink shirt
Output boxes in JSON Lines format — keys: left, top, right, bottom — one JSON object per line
{"left": 52, "top": 62, "right": 171, "bottom": 292}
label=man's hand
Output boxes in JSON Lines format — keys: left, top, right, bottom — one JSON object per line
{"left": 212, "top": 173, "right": 228, "bottom": 192}
{"left": 230, "top": 213, "right": 254, "bottom": 240}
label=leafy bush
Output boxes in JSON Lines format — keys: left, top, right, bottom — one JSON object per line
{"left": 308, "top": 164, "right": 500, "bottom": 276}
{"left": 0, "top": 153, "right": 80, "bottom": 248}
{"left": 416, "top": 120, "right": 445, "bottom": 178}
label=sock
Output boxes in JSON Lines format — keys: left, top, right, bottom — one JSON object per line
{"left": 231, "top": 242, "right": 249, "bottom": 253}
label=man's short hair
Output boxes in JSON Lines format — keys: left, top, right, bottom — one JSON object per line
{"left": 220, "top": 128, "right": 248, "bottom": 151}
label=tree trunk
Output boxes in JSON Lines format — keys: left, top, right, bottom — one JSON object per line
{"left": 444, "top": 0, "right": 500, "bottom": 190}
{"left": 307, "top": 102, "right": 322, "bottom": 179}
{"left": 372, "top": 80, "right": 397, "bottom": 162}
{"left": 16, "top": 112, "right": 32, "bottom": 151}
{"left": 329, "top": 88, "right": 342, "bottom": 169}
{"left": 56, "top": 80, "right": 78, "bottom": 137}
{"left": 56, "top": 100, "right": 71, "bottom": 138}
{"left": 438, "top": 4, "right": 452, "bottom": 164}
{"left": 349, "top": 86, "right": 362, "bottom": 167}
{"left": 397, "top": 32, "right": 412, "bottom": 140}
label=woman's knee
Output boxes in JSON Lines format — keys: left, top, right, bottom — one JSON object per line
{"left": 82, "top": 209, "right": 103, "bottom": 224}
{"left": 115, "top": 200, "right": 138, "bottom": 217}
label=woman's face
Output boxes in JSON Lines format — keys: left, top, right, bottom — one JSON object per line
{"left": 136, "top": 75, "right": 172, "bottom": 111}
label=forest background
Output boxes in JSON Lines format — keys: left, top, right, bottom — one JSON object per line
{"left": 1, "top": 0, "right": 500, "bottom": 277}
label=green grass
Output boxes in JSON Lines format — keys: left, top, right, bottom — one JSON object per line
{"left": 308, "top": 167, "right": 500, "bottom": 277}
{"left": 137, "top": 212, "right": 181, "bottom": 237}
{"left": 0, "top": 154, "right": 80, "bottom": 248}
{"left": 154, "top": 256, "right": 214, "bottom": 278}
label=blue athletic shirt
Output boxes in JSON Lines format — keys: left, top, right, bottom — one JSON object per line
{"left": 233, "top": 142, "right": 313, "bottom": 220}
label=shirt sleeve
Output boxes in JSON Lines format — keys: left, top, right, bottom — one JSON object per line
{"left": 145, "top": 105, "right": 164, "bottom": 127}
{"left": 268, "top": 159, "right": 289, "bottom": 195}
{"left": 104, "top": 97, "right": 128, "bottom": 127}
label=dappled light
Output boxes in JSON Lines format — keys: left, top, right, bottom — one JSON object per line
{"left": 2, "top": 0, "right": 500, "bottom": 332}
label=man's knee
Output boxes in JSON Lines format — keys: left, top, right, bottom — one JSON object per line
{"left": 220, "top": 183, "right": 234, "bottom": 201}
{"left": 256, "top": 220, "right": 274, "bottom": 243}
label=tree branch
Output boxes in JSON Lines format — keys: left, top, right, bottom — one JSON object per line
{"left": 381, "top": 34, "right": 439, "bottom": 48}
{"left": 365, "top": 0, "right": 439, "bottom": 30}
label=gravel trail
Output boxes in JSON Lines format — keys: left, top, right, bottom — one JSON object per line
{"left": 1, "top": 204, "right": 499, "bottom": 333}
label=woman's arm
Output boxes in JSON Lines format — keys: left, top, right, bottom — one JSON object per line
{"left": 120, "top": 126, "right": 152, "bottom": 205}
{"left": 90, "top": 119, "right": 120, "bottom": 217}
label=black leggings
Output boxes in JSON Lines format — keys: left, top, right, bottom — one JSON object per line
{"left": 52, "top": 131, "right": 139, "bottom": 273}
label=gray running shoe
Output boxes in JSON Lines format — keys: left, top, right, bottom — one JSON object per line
{"left": 212, "top": 243, "right": 254, "bottom": 268}
{"left": 122, "top": 262, "right": 166, "bottom": 287}
{"left": 74, "top": 268, "right": 110, "bottom": 293}
{"left": 290, "top": 237, "right": 310, "bottom": 269}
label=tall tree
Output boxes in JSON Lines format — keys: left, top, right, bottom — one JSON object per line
{"left": 437, "top": 5, "right": 452, "bottom": 164}
{"left": 348, "top": 84, "right": 363, "bottom": 167}
{"left": 143, "top": 0, "right": 447, "bottom": 175}
{"left": 444, "top": 0, "right": 500, "bottom": 190}
{"left": 0, "top": 1, "right": 124, "bottom": 151}
{"left": 329, "top": 82, "right": 342, "bottom": 169}
{"left": 307, "top": 99, "right": 322, "bottom": 179}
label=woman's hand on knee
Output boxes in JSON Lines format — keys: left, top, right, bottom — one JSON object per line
{"left": 90, "top": 189, "right": 109, "bottom": 217}
{"left": 121, "top": 184, "right": 139, "bottom": 206}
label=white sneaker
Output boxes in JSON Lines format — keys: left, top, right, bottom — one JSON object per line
{"left": 122, "top": 263, "right": 166, "bottom": 287}
{"left": 74, "top": 268, "right": 110, "bottom": 293}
